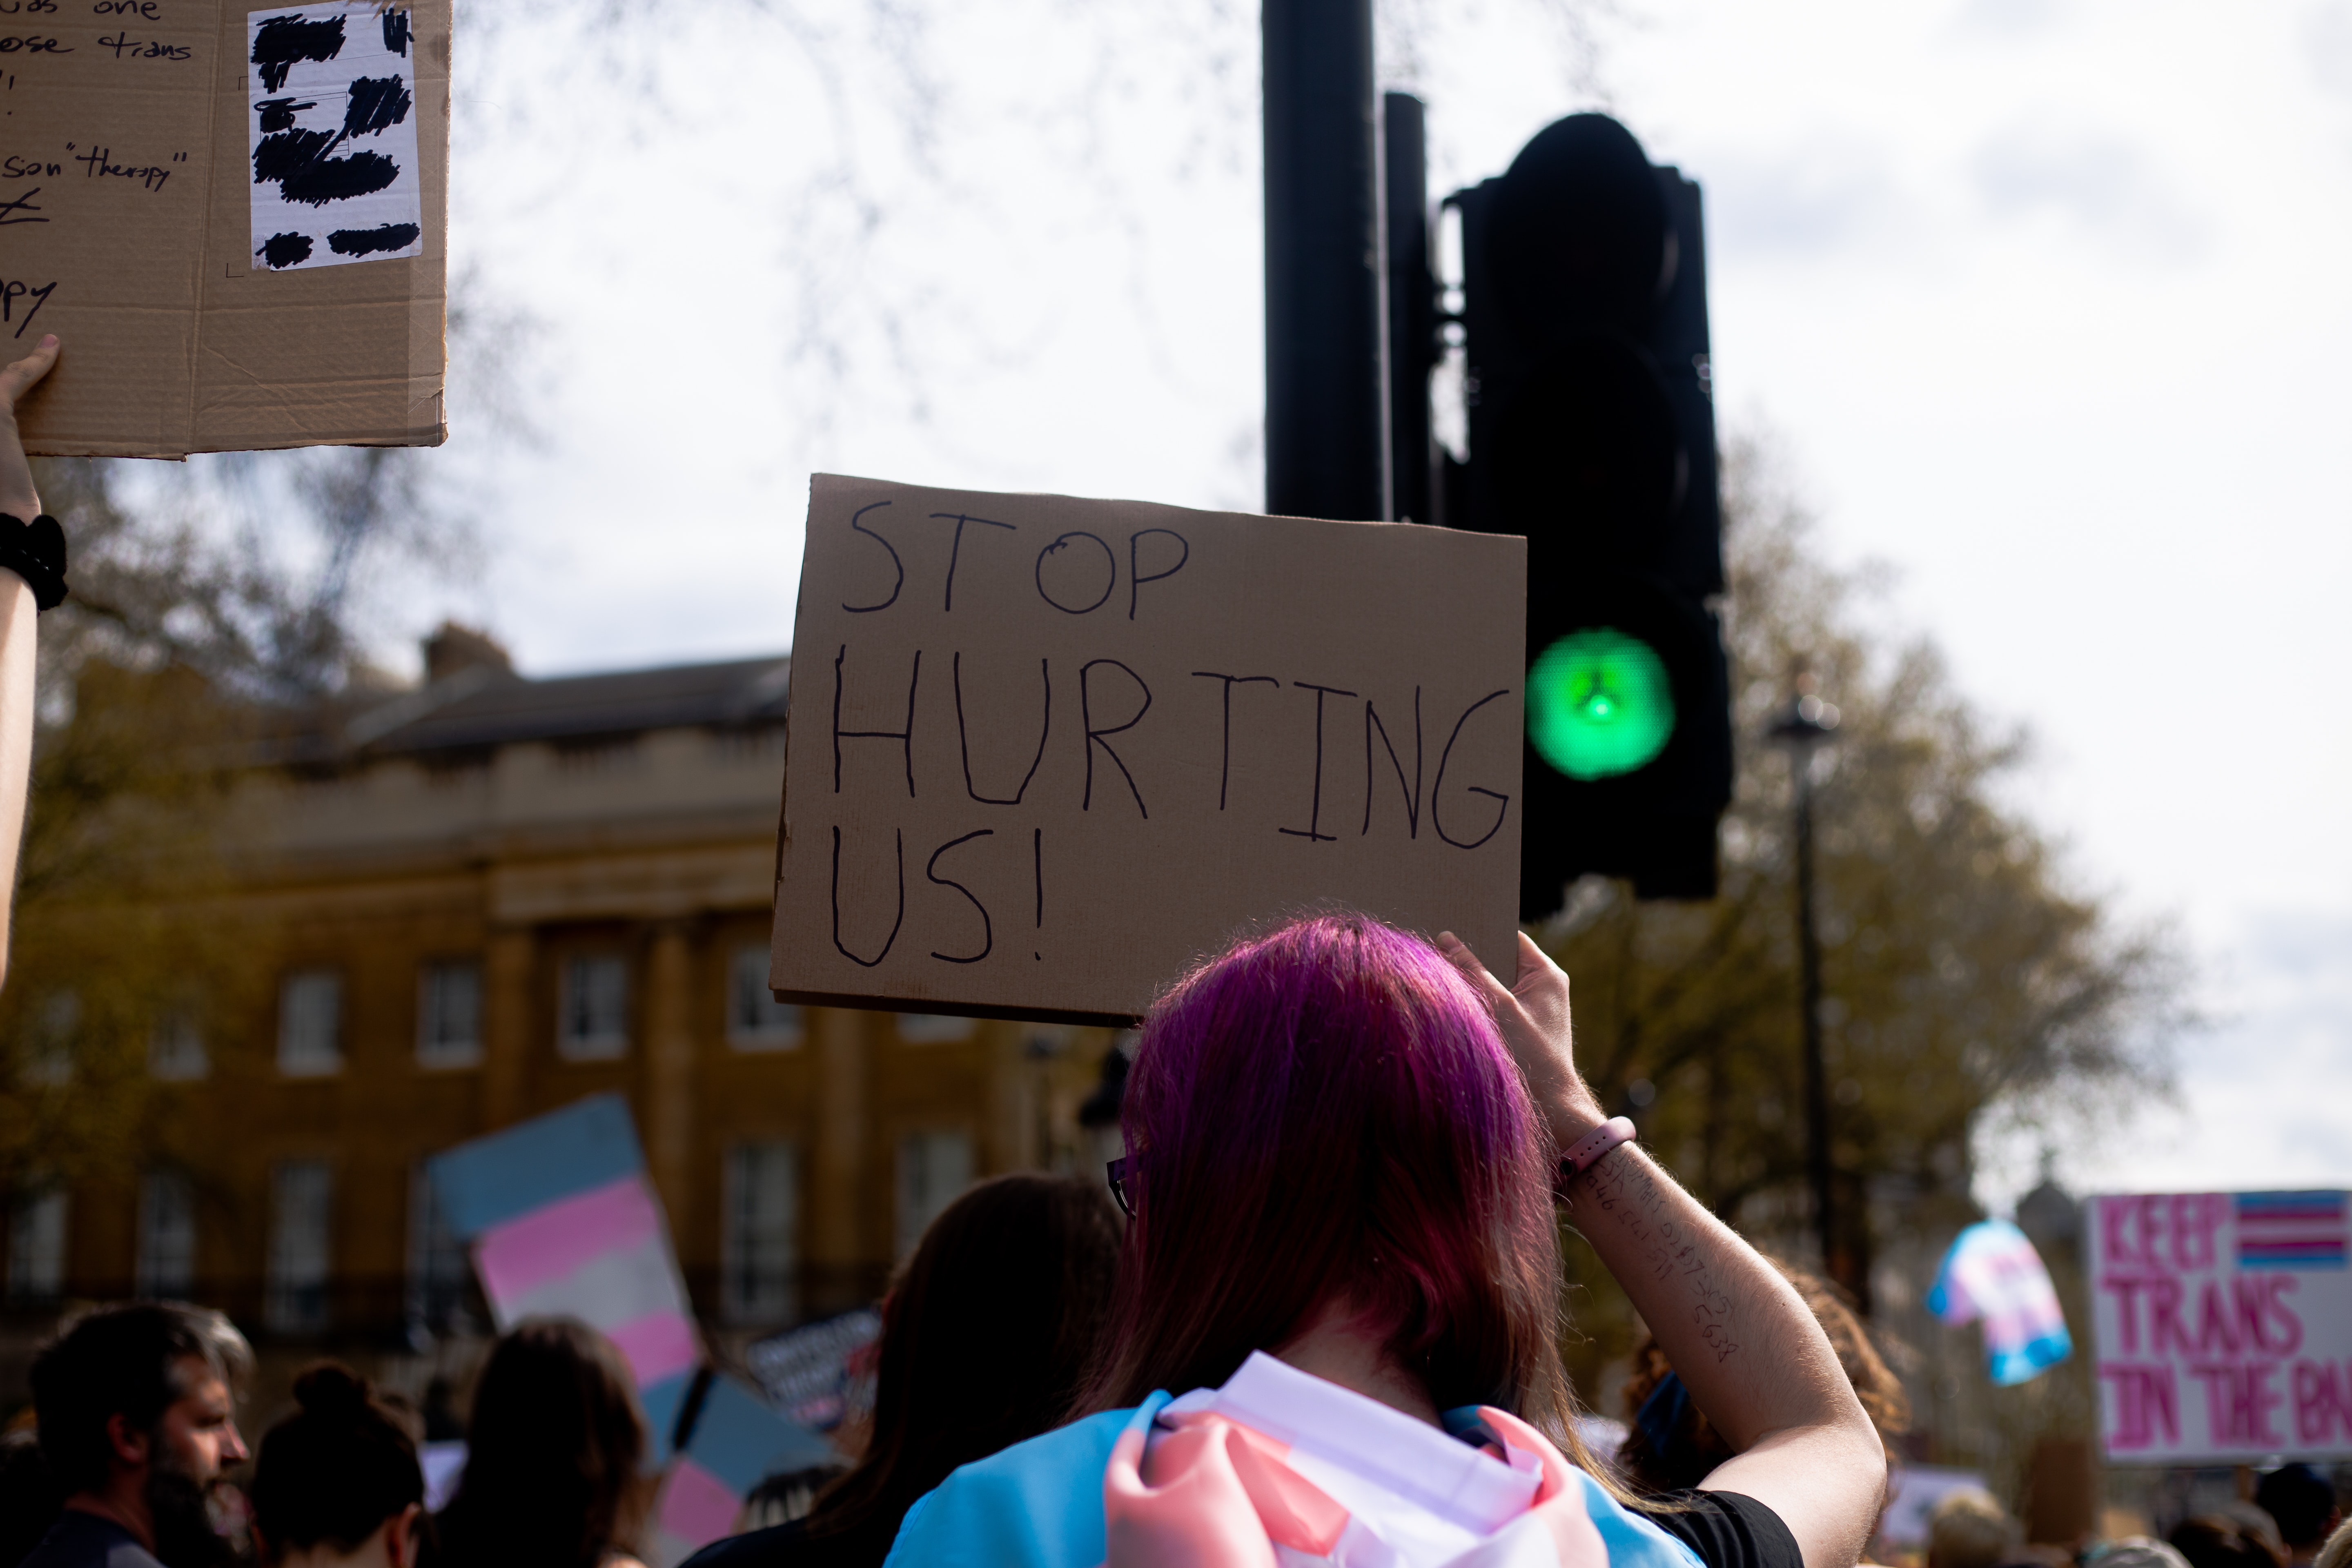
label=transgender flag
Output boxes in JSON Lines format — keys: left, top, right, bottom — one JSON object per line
{"left": 648, "top": 1374, "right": 838, "bottom": 1565}
{"left": 1928, "top": 1218, "right": 2073, "bottom": 1387}
{"left": 428, "top": 1095, "right": 701, "bottom": 1461}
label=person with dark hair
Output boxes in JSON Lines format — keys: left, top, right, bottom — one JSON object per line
{"left": 248, "top": 1363, "right": 425, "bottom": 1568}
{"left": 683, "top": 1172, "right": 1121, "bottom": 1568}
{"left": 2257, "top": 1467, "right": 2343, "bottom": 1568}
{"left": 1617, "top": 1263, "right": 1909, "bottom": 1498}
{"left": 883, "top": 916, "right": 1887, "bottom": 1568}
{"left": 425, "top": 1318, "right": 651, "bottom": 1568}
{"left": 2170, "top": 1516, "right": 2287, "bottom": 1568}
{"left": 19, "top": 1302, "right": 254, "bottom": 1568}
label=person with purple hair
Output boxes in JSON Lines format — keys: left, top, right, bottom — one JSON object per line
{"left": 881, "top": 913, "right": 1887, "bottom": 1568}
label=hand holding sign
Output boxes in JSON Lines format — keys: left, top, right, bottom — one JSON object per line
{"left": 768, "top": 476, "right": 1528, "bottom": 1023}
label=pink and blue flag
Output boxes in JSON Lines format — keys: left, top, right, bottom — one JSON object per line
{"left": 650, "top": 1374, "right": 839, "bottom": 1564}
{"left": 2235, "top": 1191, "right": 2348, "bottom": 1269}
{"left": 427, "top": 1095, "right": 702, "bottom": 1461}
{"left": 1927, "top": 1218, "right": 2072, "bottom": 1387}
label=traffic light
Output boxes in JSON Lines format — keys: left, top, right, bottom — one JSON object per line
{"left": 1446, "top": 113, "right": 1733, "bottom": 914}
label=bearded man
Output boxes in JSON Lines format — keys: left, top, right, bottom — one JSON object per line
{"left": 20, "top": 1302, "right": 254, "bottom": 1568}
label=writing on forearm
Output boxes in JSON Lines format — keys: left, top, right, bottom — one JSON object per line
{"left": 1579, "top": 1154, "right": 1742, "bottom": 1364}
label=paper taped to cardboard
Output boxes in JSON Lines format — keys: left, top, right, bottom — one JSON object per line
{"left": 769, "top": 475, "right": 1527, "bottom": 1024}
{"left": 5, "top": 0, "right": 448, "bottom": 457}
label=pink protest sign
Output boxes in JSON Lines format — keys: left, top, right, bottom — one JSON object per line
{"left": 2089, "top": 1191, "right": 2352, "bottom": 1462}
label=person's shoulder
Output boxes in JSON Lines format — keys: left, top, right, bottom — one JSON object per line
{"left": 676, "top": 1519, "right": 810, "bottom": 1568}
{"left": 1638, "top": 1489, "right": 1803, "bottom": 1568}
{"left": 17, "top": 1509, "right": 165, "bottom": 1568}
{"left": 881, "top": 1408, "right": 1135, "bottom": 1568}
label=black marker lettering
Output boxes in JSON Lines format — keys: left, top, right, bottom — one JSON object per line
{"left": 1431, "top": 689, "right": 1512, "bottom": 850}
{"left": 1079, "top": 659, "right": 1152, "bottom": 818}
{"left": 1036, "top": 531, "right": 1115, "bottom": 614}
{"left": 843, "top": 499, "right": 902, "bottom": 612}
{"left": 248, "top": 11, "right": 341, "bottom": 92}
{"left": 953, "top": 652, "right": 1049, "bottom": 806}
{"left": 932, "top": 511, "right": 1014, "bottom": 612}
{"left": 1189, "top": 671, "right": 1278, "bottom": 811}
{"left": 925, "top": 829, "right": 995, "bottom": 964}
{"left": 1278, "top": 682, "right": 1356, "bottom": 843}
{"left": 833, "top": 644, "right": 920, "bottom": 797}
{"left": 830, "top": 826, "right": 904, "bottom": 968}
{"left": 1127, "top": 528, "right": 1189, "bottom": 619}
{"left": 1362, "top": 688, "right": 1423, "bottom": 839}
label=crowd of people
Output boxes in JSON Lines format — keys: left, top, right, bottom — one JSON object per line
{"left": 0, "top": 362, "right": 2345, "bottom": 1568}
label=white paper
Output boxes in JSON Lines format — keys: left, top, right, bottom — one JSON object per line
{"left": 246, "top": 1, "right": 425, "bottom": 272}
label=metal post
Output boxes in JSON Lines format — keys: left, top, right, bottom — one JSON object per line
{"left": 1383, "top": 91, "right": 1432, "bottom": 525}
{"left": 1770, "top": 675, "right": 1845, "bottom": 1292}
{"left": 1263, "top": 0, "right": 1389, "bottom": 522}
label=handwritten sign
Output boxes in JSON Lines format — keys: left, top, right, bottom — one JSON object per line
{"left": 2089, "top": 1190, "right": 2352, "bottom": 1462}
{"left": 5, "top": 0, "right": 447, "bottom": 456}
{"left": 768, "top": 475, "right": 1527, "bottom": 1023}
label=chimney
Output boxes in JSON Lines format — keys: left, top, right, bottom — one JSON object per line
{"left": 423, "top": 621, "right": 514, "bottom": 684}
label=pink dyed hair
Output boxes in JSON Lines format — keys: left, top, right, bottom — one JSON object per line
{"left": 1079, "top": 911, "right": 1581, "bottom": 1443}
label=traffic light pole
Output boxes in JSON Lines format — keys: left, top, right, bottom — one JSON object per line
{"left": 1772, "top": 678, "right": 1849, "bottom": 1298}
{"left": 1263, "top": 0, "right": 1389, "bottom": 523}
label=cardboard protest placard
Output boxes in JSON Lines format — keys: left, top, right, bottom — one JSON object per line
{"left": 4, "top": 0, "right": 448, "bottom": 457}
{"left": 2089, "top": 1189, "right": 2352, "bottom": 1461}
{"left": 768, "top": 474, "right": 1526, "bottom": 1024}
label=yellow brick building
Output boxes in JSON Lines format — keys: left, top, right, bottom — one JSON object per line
{"left": 1, "top": 631, "right": 1123, "bottom": 1393}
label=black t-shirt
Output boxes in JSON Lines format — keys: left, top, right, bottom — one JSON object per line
{"left": 16, "top": 1511, "right": 166, "bottom": 1568}
{"left": 677, "top": 1516, "right": 895, "bottom": 1568}
{"left": 1643, "top": 1490, "right": 1804, "bottom": 1568}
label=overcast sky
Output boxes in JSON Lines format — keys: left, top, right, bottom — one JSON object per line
{"left": 423, "top": 0, "right": 2352, "bottom": 1209}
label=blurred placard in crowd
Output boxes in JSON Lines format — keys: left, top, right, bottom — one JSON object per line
{"left": 1877, "top": 1465, "right": 1991, "bottom": 1549}
{"left": 2090, "top": 1190, "right": 2352, "bottom": 1462}
{"left": 7, "top": 0, "right": 448, "bottom": 456}
{"left": 770, "top": 474, "right": 1527, "bottom": 1022}
{"left": 745, "top": 1307, "right": 884, "bottom": 1430}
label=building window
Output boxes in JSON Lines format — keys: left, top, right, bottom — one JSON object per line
{"left": 895, "top": 1012, "right": 974, "bottom": 1044}
{"left": 136, "top": 1170, "right": 196, "bottom": 1300}
{"left": 407, "top": 1163, "right": 472, "bottom": 1339}
{"left": 722, "top": 1142, "right": 799, "bottom": 1325}
{"left": 418, "top": 960, "right": 484, "bottom": 1070}
{"left": 728, "top": 947, "right": 802, "bottom": 1051}
{"left": 4, "top": 1187, "right": 66, "bottom": 1303}
{"left": 895, "top": 1130, "right": 973, "bottom": 1259}
{"left": 266, "top": 1161, "right": 332, "bottom": 1332}
{"left": 558, "top": 956, "right": 629, "bottom": 1060}
{"left": 148, "top": 1007, "right": 208, "bottom": 1082}
{"left": 278, "top": 971, "right": 344, "bottom": 1078}
{"left": 26, "top": 991, "right": 78, "bottom": 1086}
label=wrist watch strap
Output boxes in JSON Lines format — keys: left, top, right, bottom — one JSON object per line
{"left": 1554, "top": 1115, "right": 1637, "bottom": 1196}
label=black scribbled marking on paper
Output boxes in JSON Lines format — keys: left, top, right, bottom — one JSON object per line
{"left": 341, "top": 74, "right": 408, "bottom": 136}
{"left": 380, "top": 8, "right": 410, "bottom": 56}
{"left": 256, "top": 231, "right": 312, "bottom": 268}
{"left": 0, "top": 188, "right": 47, "bottom": 227}
{"left": 249, "top": 13, "right": 345, "bottom": 93}
{"left": 326, "top": 220, "right": 416, "bottom": 256}
{"left": 252, "top": 126, "right": 332, "bottom": 185}
{"left": 255, "top": 96, "right": 314, "bottom": 133}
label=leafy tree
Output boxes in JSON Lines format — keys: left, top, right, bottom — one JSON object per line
{"left": 1549, "top": 432, "right": 2187, "bottom": 1402}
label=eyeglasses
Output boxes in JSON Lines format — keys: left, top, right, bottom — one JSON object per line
{"left": 1105, "top": 1156, "right": 1133, "bottom": 1219}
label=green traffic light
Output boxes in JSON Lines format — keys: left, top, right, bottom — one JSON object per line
{"left": 1527, "top": 628, "right": 1675, "bottom": 780}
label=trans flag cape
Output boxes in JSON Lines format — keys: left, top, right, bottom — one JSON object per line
{"left": 1927, "top": 1218, "right": 2073, "bottom": 1387}
{"left": 886, "top": 1352, "right": 1705, "bottom": 1568}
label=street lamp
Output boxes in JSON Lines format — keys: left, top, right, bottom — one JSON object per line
{"left": 1768, "top": 669, "right": 1845, "bottom": 1293}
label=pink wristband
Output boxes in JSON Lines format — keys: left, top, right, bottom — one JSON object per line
{"left": 1555, "top": 1116, "right": 1637, "bottom": 1193}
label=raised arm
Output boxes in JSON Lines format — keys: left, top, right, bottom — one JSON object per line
{"left": 1439, "top": 929, "right": 1886, "bottom": 1568}
{"left": 0, "top": 335, "right": 62, "bottom": 989}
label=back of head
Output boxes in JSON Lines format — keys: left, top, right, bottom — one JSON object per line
{"left": 28, "top": 1302, "right": 254, "bottom": 1496}
{"left": 2316, "top": 1519, "right": 2352, "bottom": 1568}
{"left": 1931, "top": 1489, "right": 2020, "bottom": 1568}
{"left": 1080, "top": 913, "right": 1568, "bottom": 1432}
{"left": 2172, "top": 1515, "right": 2288, "bottom": 1568}
{"left": 437, "top": 1319, "right": 647, "bottom": 1568}
{"left": 249, "top": 1363, "right": 422, "bottom": 1562}
{"left": 2257, "top": 1466, "right": 2339, "bottom": 1552}
{"left": 809, "top": 1172, "right": 1120, "bottom": 1543}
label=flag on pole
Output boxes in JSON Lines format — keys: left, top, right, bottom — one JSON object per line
{"left": 427, "top": 1095, "right": 701, "bottom": 1461}
{"left": 650, "top": 1374, "right": 840, "bottom": 1564}
{"left": 1927, "top": 1218, "right": 2072, "bottom": 1386}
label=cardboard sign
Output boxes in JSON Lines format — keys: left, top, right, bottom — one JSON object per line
{"left": 768, "top": 474, "right": 1526, "bottom": 1023}
{"left": 5, "top": 0, "right": 448, "bottom": 457}
{"left": 2089, "top": 1190, "right": 2352, "bottom": 1462}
